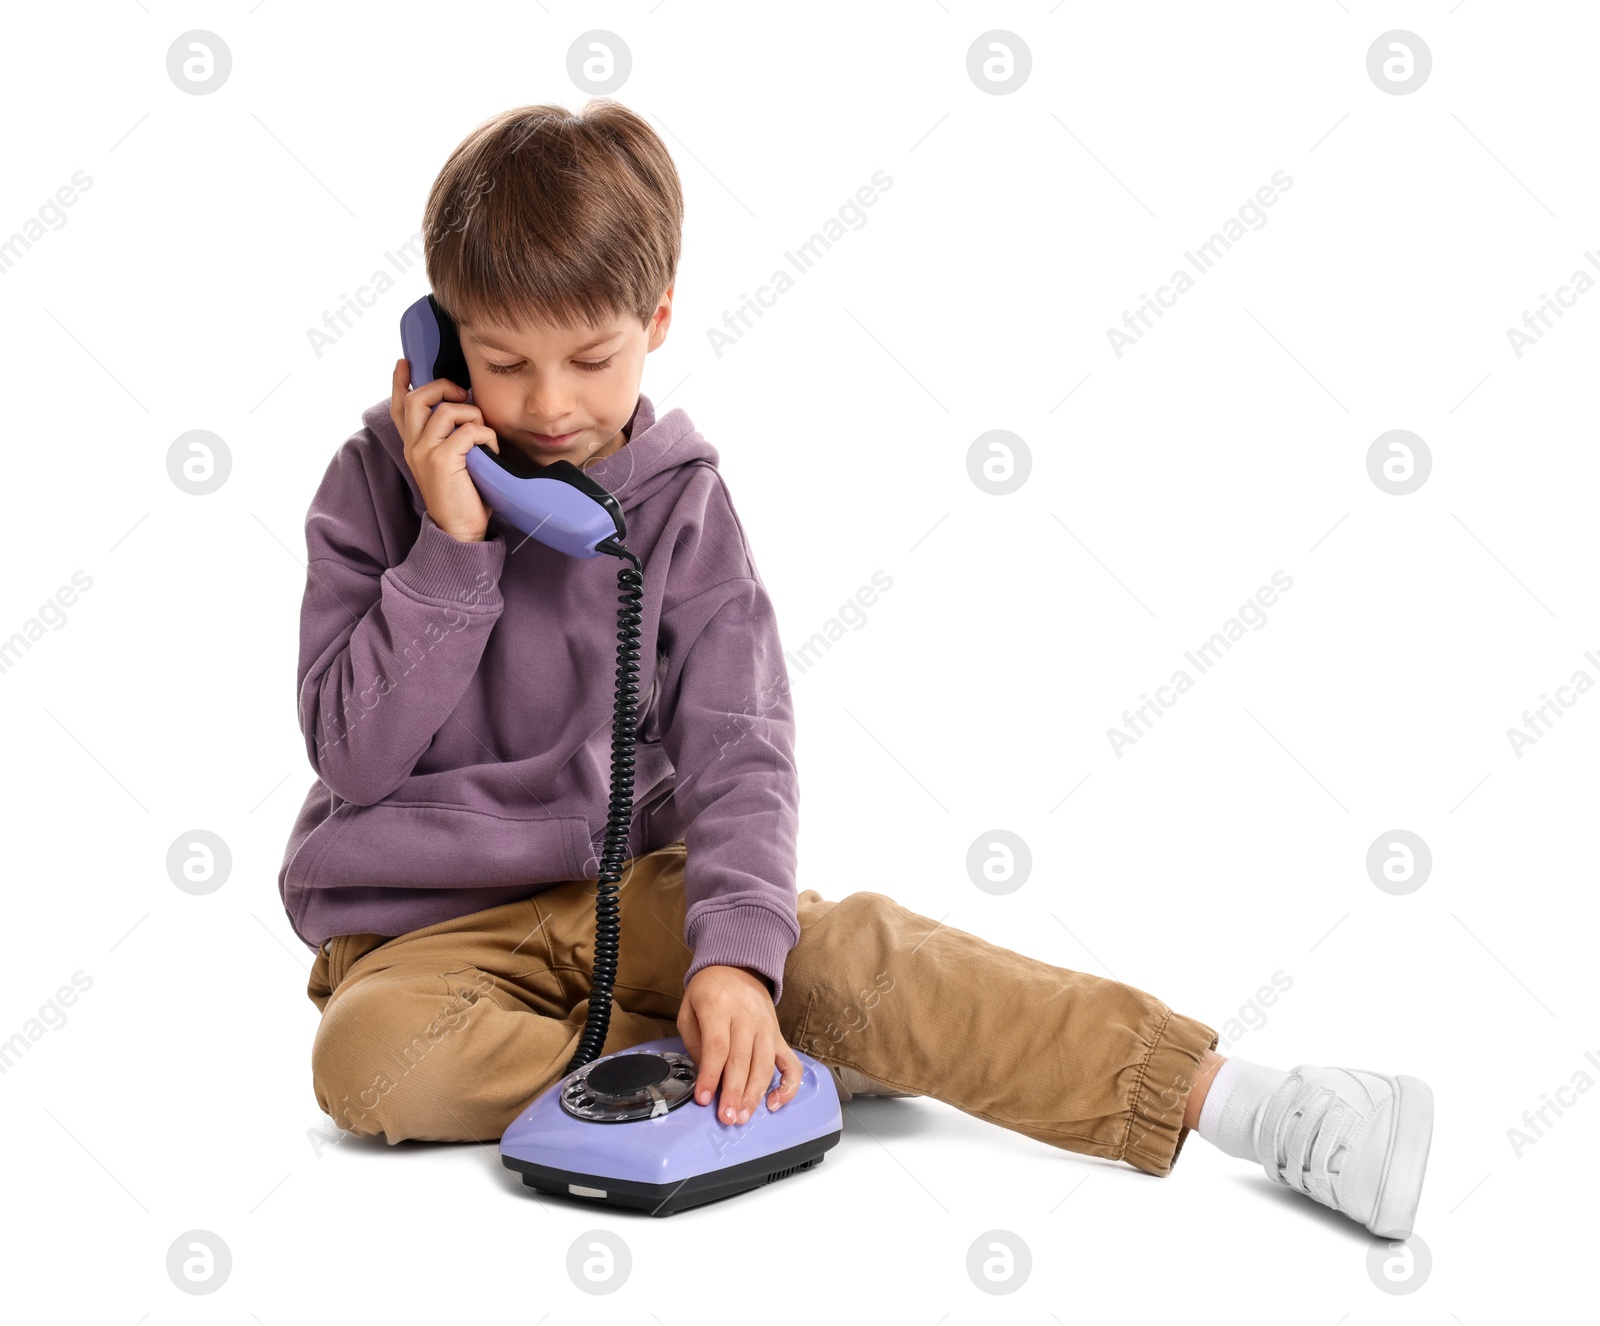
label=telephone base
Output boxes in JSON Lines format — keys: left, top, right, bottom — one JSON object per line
{"left": 505, "top": 1135, "right": 837, "bottom": 1216}
{"left": 499, "top": 1035, "right": 844, "bottom": 1216}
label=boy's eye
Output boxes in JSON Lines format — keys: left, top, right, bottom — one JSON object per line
{"left": 485, "top": 356, "right": 614, "bottom": 375}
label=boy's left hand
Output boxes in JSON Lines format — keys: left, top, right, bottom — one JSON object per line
{"left": 678, "top": 965, "right": 802, "bottom": 1125}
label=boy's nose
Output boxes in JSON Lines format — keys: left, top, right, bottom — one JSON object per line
{"left": 524, "top": 388, "right": 574, "bottom": 420}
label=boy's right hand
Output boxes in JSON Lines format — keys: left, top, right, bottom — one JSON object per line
{"left": 390, "top": 359, "right": 498, "bottom": 544}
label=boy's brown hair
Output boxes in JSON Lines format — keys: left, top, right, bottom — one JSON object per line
{"left": 422, "top": 98, "right": 682, "bottom": 336}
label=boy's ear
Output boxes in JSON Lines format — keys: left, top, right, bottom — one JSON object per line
{"left": 646, "top": 285, "right": 674, "bottom": 350}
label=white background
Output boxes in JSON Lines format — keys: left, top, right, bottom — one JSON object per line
{"left": 1, "top": 0, "right": 1593, "bottom": 1318}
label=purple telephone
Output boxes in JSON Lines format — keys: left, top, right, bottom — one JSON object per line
{"left": 397, "top": 294, "right": 844, "bottom": 1215}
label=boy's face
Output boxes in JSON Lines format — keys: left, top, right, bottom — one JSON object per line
{"left": 457, "top": 286, "right": 672, "bottom": 470}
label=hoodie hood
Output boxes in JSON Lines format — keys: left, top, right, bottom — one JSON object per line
{"left": 359, "top": 391, "right": 720, "bottom": 522}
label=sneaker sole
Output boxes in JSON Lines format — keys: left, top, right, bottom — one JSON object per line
{"left": 1367, "top": 1073, "right": 1434, "bottom": 1239}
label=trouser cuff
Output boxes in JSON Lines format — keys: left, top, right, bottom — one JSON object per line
{"left": 1121, "top": 1007, "right": 1220, "bottom": 1177}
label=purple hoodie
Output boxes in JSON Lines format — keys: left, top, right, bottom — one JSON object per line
{"left": 277, "top": 392, "right": 800, "bottom": 1002}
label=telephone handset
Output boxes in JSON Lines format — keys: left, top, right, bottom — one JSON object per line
{"left": 398, "top": 292, "right": 625, "bottom": 558}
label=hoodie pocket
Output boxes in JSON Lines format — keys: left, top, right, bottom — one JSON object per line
{"left": 299, "top": 801, "right": 592, "bottom": 892}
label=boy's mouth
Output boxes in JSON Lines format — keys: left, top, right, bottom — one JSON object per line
{"left": 527, "top": 429, "right": 580, "bottom": 447}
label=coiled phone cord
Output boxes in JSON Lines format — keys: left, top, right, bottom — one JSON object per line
{"left": 563, "top": 536, "right": 645, "bottom": 1074}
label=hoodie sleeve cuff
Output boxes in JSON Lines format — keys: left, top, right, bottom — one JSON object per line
{"left": 390, "top": 512, "right": 505, "bottom": 607}
{"left": 683, "top": 902, "right": 799, "bottom": 1005}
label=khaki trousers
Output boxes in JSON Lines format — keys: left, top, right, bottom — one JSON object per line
{"left": 308, "top": 841, "right": 1219, "bottom": 1176}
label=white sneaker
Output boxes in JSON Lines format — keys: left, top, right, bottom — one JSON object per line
{"left": 1255, "top": 1065, "right": 1434, "bottom": 1238}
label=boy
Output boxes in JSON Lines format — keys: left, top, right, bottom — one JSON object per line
{"left": 279, "top": 100, "right": 1434, "bottom": 1237}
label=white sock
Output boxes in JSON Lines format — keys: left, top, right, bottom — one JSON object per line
{"left": 1195, "top": 1057, "right": 1289, "bottom": 1162}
